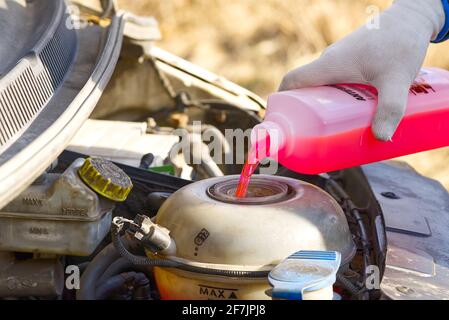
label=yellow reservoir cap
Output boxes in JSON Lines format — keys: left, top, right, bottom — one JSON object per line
{"left": 78, "top": 157, "right": 133, "bottom": 202}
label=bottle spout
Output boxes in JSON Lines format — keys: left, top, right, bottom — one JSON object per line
{"left": 250, "top": 121, "right": 286, "bottom": 161}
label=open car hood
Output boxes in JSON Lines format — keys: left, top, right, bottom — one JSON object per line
{"left": 0, "top": 0, "right": 125, "bottom": 208}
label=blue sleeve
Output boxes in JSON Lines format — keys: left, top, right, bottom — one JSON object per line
{"left": 432, "top": 0, "right": 449, "bottom": 42}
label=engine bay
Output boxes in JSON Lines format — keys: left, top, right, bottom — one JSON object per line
{"left": 0, "top": 82, "right": 386, "bottom": 299}
{"left": 2, "top": 0, "right": 449, "bottom": 301}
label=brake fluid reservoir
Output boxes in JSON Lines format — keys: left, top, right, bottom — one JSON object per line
{"left": 152, "top": 175, "right": 355, "bottom": 300}
{"left": 0, "top": 158, "right": 129, "bottom": 256}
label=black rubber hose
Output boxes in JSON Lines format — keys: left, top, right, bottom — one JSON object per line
{"left": 95, "top": 272, "right": 149, "bottom": 300}
{"left": 326, "top": 179, "right": 372, "bottom": 284}
{"left": 77, "top": 261, "right": 90, "bottom": 274}
{"left": 76, "top": 242, "right": 121, "bottom": 300}
{"left": 95, "top": 273, "right": 133, "bottom": 300}
{"left": 111, "top": 225, "right": 269, "bottom": 278}
{"left": 98, "top": 257, "right": 134, "bottom": 284}
{"left": 139, "top": 153, "right": 155, "bottom": 169}
{"left": 178, "top": 262, "right": 269, "bottom": 278}
{"left": 351, "top": 207, "right": 371, "bottom": 285}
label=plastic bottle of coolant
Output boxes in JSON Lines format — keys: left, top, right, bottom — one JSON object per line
{"left": 251, "top": 67, "right": 449, "bottom": 174}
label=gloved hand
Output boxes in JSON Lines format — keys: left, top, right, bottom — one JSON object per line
{"left": 279, "top": 0, "right": 445, "bottom": 141}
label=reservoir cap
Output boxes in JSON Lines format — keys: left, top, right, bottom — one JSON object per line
{"left": 78, "top": 157, "right": 133, "bottom": 202}
{"left": 269, "top": 250, "right": 341, "bottom": 300}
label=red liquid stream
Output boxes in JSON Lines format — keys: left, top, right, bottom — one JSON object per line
{"left": 235, "top": 134, "right": 271, "bottom": 198}
{"left": 235, "top": 156, "right": 260, "bottom": 198}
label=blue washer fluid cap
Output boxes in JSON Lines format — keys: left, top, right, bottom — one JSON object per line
{"left": 268, "top": 250, "right": 341, "bottom": 300}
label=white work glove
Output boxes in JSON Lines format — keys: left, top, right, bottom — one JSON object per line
{"left": 279, "top": 0, "right": 445, "bottom": 141}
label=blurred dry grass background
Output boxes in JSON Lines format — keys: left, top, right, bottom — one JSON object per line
{"left": 118, "top": 0, "right": 449, "bottom": 189}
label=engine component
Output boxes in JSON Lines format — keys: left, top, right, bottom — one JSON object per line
{"left": 120, "top": 215, "right": 176, "bottom": 255}
{"left": 67, "top": 119, "right": 179, "bottom": 168}
{"left": 151, "top": 175, "right": 356, "bottom": 300}
{"left": 0, "top": 252, "right": 64, "bottom": 298}
{"left": 67, "top": 119, "right": 229, "bottom": 180}
{"left": 78, "top": 157, "right": 133, "bottom": 202}
{"left": 95, "top": 272, "right": 151, "bottom": 300}
{"left": 268, "top": 250, "right": 341, "bottom": 300}
{"left": 77, "top": 242, "right": 120, "bottom": 300}
{"left": 110, "top": 219, "right": 269, "bottom": 277}
{"left": 60, "top": 150, "right": 192, "bottom": 193}
{"left": 0, "top": 158, "right": 114, "bottom": 256}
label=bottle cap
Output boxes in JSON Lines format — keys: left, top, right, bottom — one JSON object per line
{"left": 78, "top": 157, "right": 133, "bottom": 202}
{"left": 268, "top": 250, "right": 341, "bottom": 300}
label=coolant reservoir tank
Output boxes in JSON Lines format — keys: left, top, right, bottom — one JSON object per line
{"left": 153, "top": 175, "right": 355, "bottom": 300}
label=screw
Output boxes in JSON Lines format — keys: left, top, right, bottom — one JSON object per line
{"left": 381, "top": 191, "right": 400, "bottom": 200}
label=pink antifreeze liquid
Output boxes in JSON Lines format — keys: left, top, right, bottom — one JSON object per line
{"left": 243, "top": 67, "right": 449, "bottom": 179}
{"left": 235, "top": 159, "right": 259, "bottom": 198}
{"left": 236, "top": 134, "right": 270, "bottom": 198}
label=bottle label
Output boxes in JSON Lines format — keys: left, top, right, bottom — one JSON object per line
{"left": 410, "top": 81, "right": 436, "bottom": 96}
{"left": 327, "top": 78, "right": 436, "bottom": 102}
{"left": 326, "top": 84, "right": 377, "bottom": 101}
